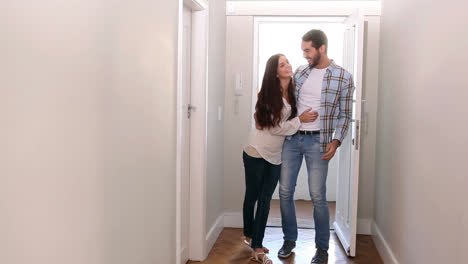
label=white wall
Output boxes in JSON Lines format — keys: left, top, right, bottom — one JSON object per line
{"left": 0, "top": 1, "right": 178, "bottom": 263}
{"left": 224, "top": 15, "right": 254, "bottom": 215}
{"left": 206, "top": 0, "right": 227, "bottom": 231}
{"left": 374, "top": 0, "right": 468, "bottom": 263}
{"left": 223, "top": 14, "right": 381, "bottom": 232}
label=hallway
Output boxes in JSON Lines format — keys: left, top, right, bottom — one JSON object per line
{"left": 188, "top": 228, "right": 383, "bottom": 264}
{"left": 3, "top": 1, "right": 468, "bottom": 264}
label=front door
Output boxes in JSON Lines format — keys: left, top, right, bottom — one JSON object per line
{"left": 333, "top": 9, "right": 364, "bottom": 257}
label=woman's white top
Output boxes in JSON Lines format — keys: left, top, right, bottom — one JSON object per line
{"left": 244, "top": 98, "right": 301, "bottom": 165}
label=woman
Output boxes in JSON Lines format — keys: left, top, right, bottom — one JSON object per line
{"left": 242, "top": 54, "right": 315, "bottom": 264}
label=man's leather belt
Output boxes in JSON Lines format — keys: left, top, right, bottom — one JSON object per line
{"left": 297, "top": 130, "right": 320, "bottom": 135}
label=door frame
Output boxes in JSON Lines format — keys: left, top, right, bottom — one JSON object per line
{"left": 176, "top": 0, "right": 209, "bottom": 263}
{"left": 226, "top": 0, "right": 380, "bottom": 16}
{"left": 247, "top": 4, "right": 368, "bottom": 258}
{"left": 252, "top": 16, "right": 347, "bottom": 203}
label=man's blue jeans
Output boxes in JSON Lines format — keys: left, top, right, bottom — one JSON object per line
{"left": 279, "top": 133, "right": 330, "bottom": 250}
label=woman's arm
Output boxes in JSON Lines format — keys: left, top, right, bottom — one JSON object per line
{"left": 269, "top": 117, "right": 301, "bottom": 136}
{"left": 269, "top": 108, "right": 317, "bottom": 136}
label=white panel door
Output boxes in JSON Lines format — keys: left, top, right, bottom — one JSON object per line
{"left": 333, "top": 9, "right": 364, "bottom": 257}
{"left": 178, "top": 6, "right": 192, "bottom": 264}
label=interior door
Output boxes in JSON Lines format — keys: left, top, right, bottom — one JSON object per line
{"left": 178, "top": 5, "right": 192, "bottom": 264}
{"left": 333, "top": 9, "right": 364, "bottom": 257}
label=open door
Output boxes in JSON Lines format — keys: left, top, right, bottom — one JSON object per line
{"left": 333, "top": 9, "right": 364, "bottom": 257}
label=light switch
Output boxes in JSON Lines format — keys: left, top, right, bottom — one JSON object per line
{"left": 218, "top": 105, "right": 223, "bottom": 121}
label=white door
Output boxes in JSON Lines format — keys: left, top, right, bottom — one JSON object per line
{"left": 178, "top": 6, "right": 192, "bottom": 264}
{"left": 333, "top": 9, "right": 364, "bottom": 257}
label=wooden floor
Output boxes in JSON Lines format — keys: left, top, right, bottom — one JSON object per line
{"left": 188, "top": 201, "right": 382, "bottom": 264}
{"left": 188, "top": 228, "right": 383, "bottom": 264}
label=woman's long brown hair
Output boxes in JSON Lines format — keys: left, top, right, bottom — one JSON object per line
{"left": 255, "top": 54, "right": 297, "bottom": 129}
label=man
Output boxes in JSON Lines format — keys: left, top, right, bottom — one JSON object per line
{"left": 277, "top": 29, "right": 355, "bottom": 263}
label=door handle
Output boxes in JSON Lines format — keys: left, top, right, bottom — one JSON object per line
{"left": 355, "top": 119, "right": 360, "bottom": 150}
{"left": 187, "top": 104, "right": 196, "bottom": 119}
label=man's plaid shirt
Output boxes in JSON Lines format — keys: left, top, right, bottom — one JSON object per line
{"left": 293, "top": 61, "right": 355, "bottom": 152}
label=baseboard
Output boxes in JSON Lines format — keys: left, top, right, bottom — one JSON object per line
{"left": 205, "top": 213, "right": 225, "bottom": 255}
{"left": 224, "top": 211, "right": 243, "bottom": 228}
{"left": 371, "top": 221, "right": 400, "bottom": 264}
{"left": 357, "top": 218, "right": 372, "bottom": 235}
{"left": 177, "top": 246, "right": 189, "bottom": 264}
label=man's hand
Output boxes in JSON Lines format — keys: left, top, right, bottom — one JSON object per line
{"left": 299, "top": 108, "right": 319, "bottom": 123}
{"left": 321, "top": 139, "right": 340, "bottom": 160}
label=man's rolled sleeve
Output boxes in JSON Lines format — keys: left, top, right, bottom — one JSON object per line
{"left": 333, "top": 75, "right": 355, "bottom": 143}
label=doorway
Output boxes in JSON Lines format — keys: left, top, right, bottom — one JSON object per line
{"left": 252, "top": 17, "right": 346, "bottom": 229}
{"left": 176, "top": 6, "right": 192, "bottom": 264}
{"left": 250, "top": 14, "right": 364, "bottom": 256}
{"left": 176, "top": 0, "right": 209, "bottom": 263}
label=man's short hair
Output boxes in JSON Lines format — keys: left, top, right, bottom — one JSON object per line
{"left": 302, "top": 29, "right": 328, "bottom": 52}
